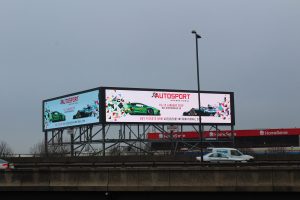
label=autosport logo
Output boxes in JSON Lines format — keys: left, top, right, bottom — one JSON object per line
{"left": 152, "top": 92, "right": 191, "bottom": 99}
{"left": 60, "top": 96, "right": 79, "bottom": 104}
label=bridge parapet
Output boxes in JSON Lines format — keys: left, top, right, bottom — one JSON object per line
{"left": 1, "top": 166, "right": 300, "bottom": 191}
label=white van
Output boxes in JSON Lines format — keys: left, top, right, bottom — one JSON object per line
{"left": 207, "top": 147, "right": 254, "bottom": 161}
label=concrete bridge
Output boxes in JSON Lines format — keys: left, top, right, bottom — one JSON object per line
{"left": 1, "top": 165, "right": 300, "bottom": 191}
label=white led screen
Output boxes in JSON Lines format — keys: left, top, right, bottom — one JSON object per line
{"left": 105, "top": 89, "right": 233, "bottom": 124}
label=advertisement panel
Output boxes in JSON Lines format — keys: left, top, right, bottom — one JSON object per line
{"left": 105, "top": 88, "right": 234, "bottom": 124}
{"left": 43, "top": 89, "right": 100, "bottom": 130}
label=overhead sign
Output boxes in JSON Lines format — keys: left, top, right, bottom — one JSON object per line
{"left": 43, "top": 89, "right": 100, "bottom": 131}
{"left": 105, "top": 88, "right": 234, "bottom": 125}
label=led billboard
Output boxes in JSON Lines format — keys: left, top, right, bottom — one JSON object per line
{"left": 105, "top": 88, "right": 234, "bottom": 125}
{"left": 43, "top": 89, "right": 100, "bottom": 131}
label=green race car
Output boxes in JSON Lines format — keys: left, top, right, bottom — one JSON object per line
{"left": 124, "top": 103, "right": 160, "bottom": 115}
{"left": 49, "top": 111, "right": 66, "bottom": 122}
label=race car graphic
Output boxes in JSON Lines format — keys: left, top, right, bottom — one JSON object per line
{"left": 124, "top": 103, "right": 160, "bottom": 115}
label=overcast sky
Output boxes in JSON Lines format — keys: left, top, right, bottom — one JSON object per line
{"left": 1, "top": 0, "right": 300, "bottom": 153}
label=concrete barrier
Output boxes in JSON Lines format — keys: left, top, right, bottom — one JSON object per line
{"left": 1, "top": 166, "right": 300, "bottom": 191}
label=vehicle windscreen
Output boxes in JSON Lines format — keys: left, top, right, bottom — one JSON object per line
{"left": 231, "top": 150, "right": 243, "bottom": 156}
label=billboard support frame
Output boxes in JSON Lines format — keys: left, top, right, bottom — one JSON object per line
{"left": 44, "top": 123, "right": 235, "bottom": 157}
{"left": 44, "top": 131, "right": 48, "bottom": 157}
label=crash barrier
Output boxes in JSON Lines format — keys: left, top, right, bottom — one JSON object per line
{"left": 4, "top": 154, "right": 300, "bottom": 164}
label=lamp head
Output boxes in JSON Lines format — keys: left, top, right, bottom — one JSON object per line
{"left": 191, "top": 30, "right": 201, "bottom": 38}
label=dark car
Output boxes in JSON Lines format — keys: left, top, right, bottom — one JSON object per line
{"left": 73, "top": 105, "right": 93, "bottom": 119}
{"left": 183, "top": 106, "right": 216, "bottom": 116}
{"left": 49, "top": 111, "right": 66, "bottom": 122}
{"left": 124, "top": 103, "right": 160, "bottom": 115}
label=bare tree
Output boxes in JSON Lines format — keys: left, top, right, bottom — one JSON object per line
{"left": 0, "top": 141, "right": 14, "bottom": 157}
{"left": 30, "top": 140, "right": 46, "bottom": 156}
{"left": 30, "top": 139, "right": 70, "bottom": 157}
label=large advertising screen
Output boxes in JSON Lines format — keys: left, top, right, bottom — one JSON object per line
{"left": 105, "top": 88, "right": 234, "bottom": 125}
{"left": 43, "top": 89, "right": 100, "bottom": 130}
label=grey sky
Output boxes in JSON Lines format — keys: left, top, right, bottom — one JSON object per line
{"left": 1, "top": 0, "right": 300, "bottom": 153}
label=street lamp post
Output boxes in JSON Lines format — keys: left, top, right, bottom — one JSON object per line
{"left": 191, "top": 30, "right": 203, "bottom": 162}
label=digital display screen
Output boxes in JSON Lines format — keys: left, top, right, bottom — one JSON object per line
{"left": 43, "top": 89, "right": 100, "bottom": 130}
{"left": 105, "top": 89, "right": 234, "bottom": 124}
